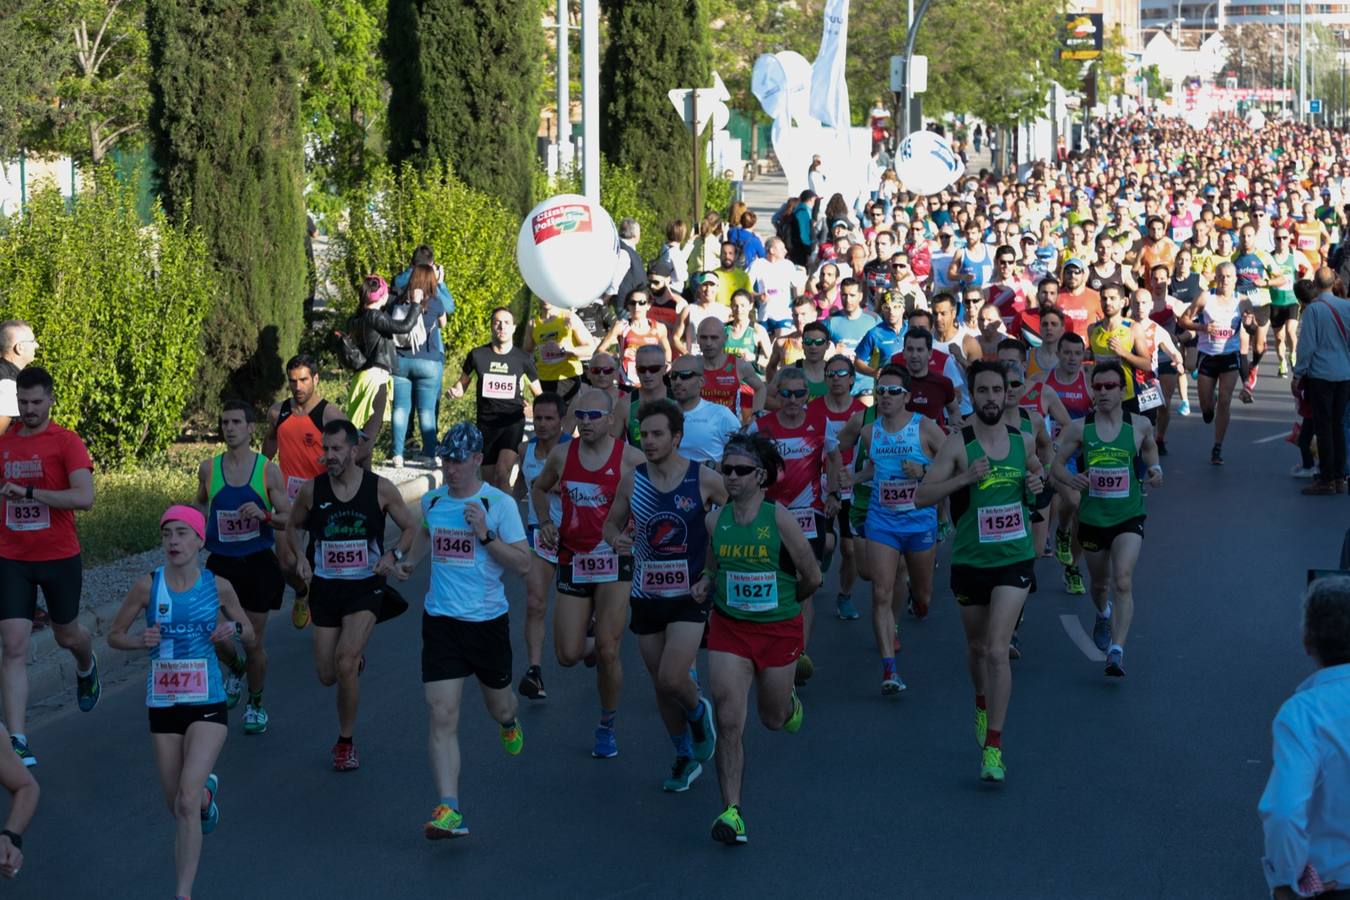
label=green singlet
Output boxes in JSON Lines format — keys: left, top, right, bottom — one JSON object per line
{"left": 724, "top": 322, "right": 759, "bottom": 371}
{"left": 1077, "top": 413, "right": 1145, "bottom": 528}
{"left": 712, "top": 500, "right": 799, "bottom": 623}
{"left": 848, "top": 405, "right": 878, "bottom": 530}
{"left": 951, "top": 424, "right": 1035, "bottom": 568}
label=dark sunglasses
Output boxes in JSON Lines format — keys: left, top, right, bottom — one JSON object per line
{"left": 778, "top": 388, "right": 809, "bottom": 399}
{"left": 875, "top": 384, "right": 907, "bottom": 396}
{"left": 671, "top": 369, "right": 701, "bottom": 380}
{"left": 802, "top": 337, "right": 829, "bottom": 347}
{"left": 1092, "top": 381, "right": 1121, "bottom": 392}
{"left": 589, "top": 365, "right": 615, "bottom": 375}
{"left": 826, "top": 368, "right": 853, "bottom": 378}
{"left": 627, "top": 299, "right": 651, "bottom": 307}
{"left": 574, "top": 409, "right": 607, "bottom": 420}
{"left": 1008, "top": 379, "right": 1025, "bottom": 388}
{"left": 636, "top": 364, "right": 666, "bottom": 375}
{"left": 722, "top": 464, "right": 760, "bottom": 477}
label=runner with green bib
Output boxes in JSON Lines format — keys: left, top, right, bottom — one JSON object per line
{"left": 1052, "top": 360, "right": 1162, "bottom": 680}
{"left": 692, "top": 432, "right": 821, "bottom": 846}
{"left": 917, "top": 361, "right": 1045, "bottom": 785}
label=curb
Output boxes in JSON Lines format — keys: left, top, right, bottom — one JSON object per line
{"left": 24, "top": 466, "right": 445, "bottom": 722}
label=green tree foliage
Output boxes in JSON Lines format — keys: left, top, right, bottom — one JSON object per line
{"left": 600, "top": 0, "right": 712, "bottom": 228}
{"left": 0, "top": 175, "right": 211, "bottom": 466}
{"left": 338, "top": 162, "right": 522, "bottom": 359}
{"left": 385, "top": 0, "right": 543, "bottom": 213}
{"left": 147, "top": 0, "right": 309, "bottom": 417}
{"left": 301, "top": 0, "right": 388, "bottom": 223}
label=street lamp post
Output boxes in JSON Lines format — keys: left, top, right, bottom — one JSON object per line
{"left": 581, "top": 0, "right": 599, "bottom": 201}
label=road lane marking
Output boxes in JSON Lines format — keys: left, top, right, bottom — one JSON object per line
{"left": 1254, "top": 431, "right": 1291, "bottom": 444}
{"left": 1059, "top": 614, "right": 1106, "bottom": 661}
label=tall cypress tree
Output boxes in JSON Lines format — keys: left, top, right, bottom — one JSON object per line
{"left": 385, "top": 0, "right": 542, "bottom": 214}
{"left": 147, "top": 0, "right": 307, "bottom": 413}
{"left": 601, "top": 0, "right": 711, "bottom": 229}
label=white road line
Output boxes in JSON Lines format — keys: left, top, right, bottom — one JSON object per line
{"left": 1059, "top": 614, "right": 1106, "bottom": 661}
{"left": 1254, "top": 431, "right": 1291, "bottom": 444}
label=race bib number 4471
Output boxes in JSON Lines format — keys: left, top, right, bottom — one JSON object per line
{"left": 151, "top": 658, "right": 209, "bottom": 704}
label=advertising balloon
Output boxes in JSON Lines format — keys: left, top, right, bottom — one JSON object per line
{"left": 1245, "top": 108, "right": 1266, "bottom": 132}
{"left": 516, "top": 194, "right": 618, "bottom": 310}
{"left": 895, "top": 130, "right": 965, "bottom": 196}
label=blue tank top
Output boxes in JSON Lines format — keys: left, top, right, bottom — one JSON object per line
{"left": 145, "top": 567, "right": 225, "bottom": 707}
{"left": 521, "top": 435, "right": 571, "bottom": 527}
{"left": 205, "top": 453, "right": 275, "bottom": 556}
{"left": 866, "top": 414, "right": 937, "bottom": 532}
{"left": 961, "top": 242, "right": 993, "bottom": 288}
{"left": 630, "top": 459, "right": 708, "bottom": 600}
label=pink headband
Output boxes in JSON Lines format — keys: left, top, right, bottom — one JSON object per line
{"left": 364, "top": 275, "right": 389, "bottom": 305}
{"left": 160, "top": 505, "right": 206, "bottom": 542}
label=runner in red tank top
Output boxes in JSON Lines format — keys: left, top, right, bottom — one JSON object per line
{"left": 812, "top": 354, "right": 867, "bottom": 621}
{"left": 529, "top": 389, "right": 645, "bottom": 758}
{"left": 696, "top": 317, "right": 765, "bottom": 423}
{"left": 1037, "top": 332, "right": 1092, "bottom": 595}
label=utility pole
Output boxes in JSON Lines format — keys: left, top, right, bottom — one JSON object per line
{"left": 1299, "top": 0, "right": 1306, "bottom": 123}
{"left": 556, "top": 0, "right": 571, "bottom": 172}
{"left": 581, "top": 0, "right": 599, "bottom": 201}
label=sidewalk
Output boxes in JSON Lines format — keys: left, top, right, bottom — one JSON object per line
{"left": 25, "top": 463, "right": 443, "bottom": 720}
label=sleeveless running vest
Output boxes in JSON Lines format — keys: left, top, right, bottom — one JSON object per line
{"left": 522, "top": 436, "right": 570, "bottom": 527}
{"left": 275, "top": 398, "right": 328, "bottom": 500}
{"left": 951, "top": 425, "right": 1035, "bottom": 568}
{"left": 559, "top": 438, "right": 625, "bottom": 562}
{"left": 533, "top": 313, "right": 582, "bottom": 380}
{"left": 849, "top": 405, "right": 879, "bottom": 526}
{"left": 712, "top": 500, "right": 799, "bottom": 623}
{"left": 701, "top": 355, "right": 742, "bottom": 417}
{"left": 724, "top": 322, "right": 757, "bottom": 365}
{"left": 205, "top": 453, "right": 274, "bottom": 556}
{"left": 865, "top": 414, "right": 936, "bottom": 532}
{"left": 628, "top": 390, "right": 669, "bottom": 446}
{"left": 1196, "top": 294, "right": 1243, "bottom": 356}
{"left": 306, "top": 470, "right": 385, "bottom": 583}
{"left": 1089, "top": 321, "right": 1137, "bottom": 400}
{"left": 1078, "top": 413, "right": 1145, "bottom": 527}
{"left": 630, "top": 460, "right": 708, "bottom": 600}
{"left": 145, "top": 567, "right": 225, "bottom": 707}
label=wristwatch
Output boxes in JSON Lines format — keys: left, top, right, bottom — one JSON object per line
{"left": 1, "top": 829, "right": 21, "bottom": 849}
{"left": 479, "top": 530, "right": 496, "bottom": 546}
{"left": 391, "top": 548, "right": 405, "bottom": 562}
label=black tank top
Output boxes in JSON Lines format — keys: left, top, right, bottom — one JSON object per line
{"left": 306, "top": 470, "right": 385, "bottom": 584}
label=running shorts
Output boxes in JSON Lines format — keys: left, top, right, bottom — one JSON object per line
{"left": 481, "top": 418, "right": 526, "bottom": 466}
{"left": 556, "top": 555, "right": 634, "bottom": 599}
{"left": 309, "top": 576, "right": 385, "bottom": 628}
{"left": 0, "top": 554, "right": 82, "bottom": 625}
{"left": 206, "top": 550, "right": 285, "bottom": 614}
{"left": 1270, "top": 305, "right": 1299, "bottom": 330}
{"left": 707, "top": 609, "right": 803, "bottom": 672}
{"left": 148, "top": 702, "right": 228, "bottom": 735}
{"left": 629, "top": 594, "right": 710, "bottom": 636}
{"left": 1197, "top": 351, "right": 1240, "bottom": 378}
{"left": 1077, "top": 515, "right": 1146, "bottom": 553}
{"left": 950, "top": 559, "right": 1037, "bottom": 607}
{"left": 421, "top": 611, "right": 512, "bottom": 688}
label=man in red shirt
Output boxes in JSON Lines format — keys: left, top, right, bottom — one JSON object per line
{"left": 1010, "top": 276, "right": 1060, "bottom": 348}
{"left": 1056, "top": 258, "right": 1104, "bottom": 337}
{"left": 0, "top": 367, "right": 99, "bottom": 767}
{"left": 899, "top": 328, "right": 961, "bottom": 428}
{"left": 986, "top": 245, "right": 1033, "bottom": 328}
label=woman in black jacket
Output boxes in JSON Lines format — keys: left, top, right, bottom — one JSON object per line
{"left": 344, "top": 275, "right": 421, "bottom": 437}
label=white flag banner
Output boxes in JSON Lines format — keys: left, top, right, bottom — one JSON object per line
{"left": 809, "top": 0, "right": 851, "bottom": 129}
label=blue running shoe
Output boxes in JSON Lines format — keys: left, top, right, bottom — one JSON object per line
{"left": 591, "top": 726, "right": 618, "bottom": 759}
{"left": 689, "top": 697, "right": 717, "bottom": 763}
{"left": 201, "top": 773, "right": 220, "bottom": 835}
{"left": 1092, "top": 611, "right": 1112, "bottom": 653}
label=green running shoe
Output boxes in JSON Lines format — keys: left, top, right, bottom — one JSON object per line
{"left": 794, "top": 653, "right": 814, "bottom": 687}
{"left": 974, "top": 707, "right": 988, "bottom": 748}
{"left": 980, "top": 746, "right": 1006, "bottom": 783}
{"left": 10, "top": 734, "right": 35, "bottom": 768}
{"left": 424, "top": 804, "right": 468, "bottom": 840}
{"left": 1063, "top": 565, "right": 1086, "bottom": 595}
{"left": 662, "top": 756, "right": 702, "bottom": 792}
{"left": 201, "top": 773, "right": 220, "bottom": 834}
{"left": 222, "top": 660, "right": 244, "bottom": 710}
{"left": 500, "top": 720, "right": 524, "bottom": 756}
{"left": 1054, "top": 528, "right": 1073, "bottom": 565}
{"left": 243, "top": 703, "right": 269, "bottom": 735}
{"left": 711, "top": 804, "right": 747, "bottom": 845}
{"left": 783, "top": 691, "right": 804, "bottom": 734}
{"left": 76, "top": 653, "right": 101, "bottom": 713}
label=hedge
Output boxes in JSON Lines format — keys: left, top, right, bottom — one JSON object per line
{"left": 0, "top": 175, "right": 212, "bottom": 467}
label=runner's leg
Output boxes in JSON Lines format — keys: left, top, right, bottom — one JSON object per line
{"left": 980, "top": 589, "right": 1028, "bottom": 735}
{"left": 0, "top": 620, "right": 34, "bottom": 737}
{"left": 865, "top": 540, "right": 901, "bottom": 660}
{"left": 552, "top": 593, "right": 592, "bottom": 667}
{"left": 334, "top": 611, "right": 376, "bottom": 738}
{"left": 754, "top": 660, "right": 797, "bottom": 729}
{"left": 1107, "top": 533, "right": 1143, "bottom": 647}
{"left": 708, "top": 650, "right": 753, "bottom": 808}
{"left": 243, "top": 610, "right": 269, "bottom": 695}
{"left": 524, "top": 557, "right": 554, "bottom": 670}
{"left": 425, "top": 678, "right": 466, "bottom": 803}
{"left": 592, "top": 583, "right": 629, "bottom": 714}
{"left": 1215, "top": 369, "right": 1238, "bottom": 444}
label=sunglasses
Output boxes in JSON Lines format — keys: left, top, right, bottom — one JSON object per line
{"left": 722, "top": 464, "right": 760, "bottom": 477}
{"left": 671, "top": 369, "right": 701, "bottom": 380}
{"left": 875, "top": 384, "right": 907, "bottom": 396}
{"left": 1092, "top": 382, "right": 1122, "bottom": 392}
{"left": 892, "top": 262, "right": 910, "bottom": 269}
{"left": 574, "top": 409, "right": 607, "bottom": 420}
{"left": 636, "top": 364, "right": 666, "bottom": 375}
{"left": 802, "top": 337, "right": 829, "bottom": 347}
{"left": 826, "top": 368, "right": 853, "bottom": 378}
{"left": 627, "top": 300, "right": 650, "bottom": 307}
{"left": 778, "top": 388, "right": 809, "bottom": 399}
{"left": 589, "top": 366, "right": 615, "bottom": 375}
{"left": 1008, "top": 379, "right": 1024, "bottom": 388}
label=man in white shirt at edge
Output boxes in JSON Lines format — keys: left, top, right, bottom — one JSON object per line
{"left": 1258, "top": 575, "right": 1350, "bottom": 899}
{"left": 749, "top": 238, "right": 807, "bottom": 338}
{"left": 668, "top": 354, "right": 740, "bottom": 464}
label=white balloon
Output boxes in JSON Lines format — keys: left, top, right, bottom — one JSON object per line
{"left": 516, "top": 194, "right": 618, "bottom": 310}
{"left": 895, "top": 130, "right": 965, "bottom": 196}
{"left": 1245, "top": 108, "right": 1266, "bottom": 132}
{"left": 1184, "top": 109, "right": 1209, "bottom": 131}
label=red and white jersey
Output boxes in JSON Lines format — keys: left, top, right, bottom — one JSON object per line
{"left": 814, "top": 395, "right": 865, "bottom": 467}
{"left": 701, "top": 355, "right": 742, "bottom": 417}
{"left": 751, "top": 404, "right": 829, "bottom": 511}
{"left": 987, "top": 280, "right": 1031, "bottom": 327}
{"left": 558, "top": 438, "right": 624, "bottom": 562}
{"left": 1043, "top": 366, "right": 1091, "bottom": 440}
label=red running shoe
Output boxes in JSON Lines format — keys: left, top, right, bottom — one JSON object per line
{"left": 331, "top": 740, "right": 360, "bottom": 771}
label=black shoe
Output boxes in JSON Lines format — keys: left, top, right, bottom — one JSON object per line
{"left": 1156, "top": 439, "right": 1167, "bottom": 457}
{"left": 518, "top": 666, "right": 547, "bottom": 700}
{"left": 1210, "top": 444, "right": 1224, "bottom": 466}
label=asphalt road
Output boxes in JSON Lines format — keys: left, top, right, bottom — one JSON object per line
{"left": 8, "top": 365, "right": 1338, "bottom": 899}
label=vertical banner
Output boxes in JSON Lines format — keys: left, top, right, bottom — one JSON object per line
{"left": 809, "top": 0, "right": 851, "bottom": 129}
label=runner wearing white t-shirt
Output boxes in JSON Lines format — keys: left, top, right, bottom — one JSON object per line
{"left": 669, "top": 355, "right": 742, "bottom": 464}
{"left": 749, "top": 239, "right": 806, "bottom": 335}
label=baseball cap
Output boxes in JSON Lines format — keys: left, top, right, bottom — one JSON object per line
{"left": 160, "top": 505, "right": 206, "bottom": 542}
{"left": 648, "top": 258, "right": 676, "bottom": 279}
{"left": 437, "top": 422, "right": 484, "bottom": 462}
{"left": 1062, "top": 257, "right": 1087, "bottom": 272}
{"left": 698, "top": 270, "right": 720, "bottom": 285}
{"left": 830, "top": 218, "right": 851, "bottom": 231}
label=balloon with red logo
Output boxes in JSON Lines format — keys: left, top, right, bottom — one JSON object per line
{"left": 516, "top": 194, "right": 619, "bottom": 310}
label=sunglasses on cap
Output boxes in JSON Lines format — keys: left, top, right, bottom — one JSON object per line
{"left": 778, "top": 387, "right": 809, "bottom": 399}
{"left": 574, "top": 409, "right": 608, "bottom": 420}
{"left": 636, "top": 364, "right": 666, "bottom": 375}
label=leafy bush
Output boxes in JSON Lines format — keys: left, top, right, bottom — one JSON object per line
{"left": 335, "top": 160, "right": 523, "bottom": 370}
{"left": 0, "top": 175, "right": 212, "bottom": 468}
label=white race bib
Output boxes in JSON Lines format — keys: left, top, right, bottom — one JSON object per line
{"left": 316, "top": 539, "right": 373, "bottom": 579}
{"left": 5, "top": 499, "right": 49, "bottom": 532}
{"left": 151, "top": 658, "right": 209, "bottom": 704}
{"left": 1136, "top": 384, "right": 1163, "bottom": 411}
{"left": 286, "top": 476, "right": 308, "bottom": 502}
{"left": 215, "top": 509, "right": 260, "bottom": 543}
{"left": 725, "top": 570, "right": 779, "bottom": 612}
{"left": 793, "top": 508, "right": 818, "bottom": 539}
{"left": 572, "top": 550, "right": 619, "bottom": 583}
{"left": 431, "top": 527, "right": 476, "bottom": 566}
{"left": 1087, "top": 466, "right": 1130, "bottom": 500}
{"left": 976, "top": 503, "right": 1027, "bottom": 543}
{"left": 482, "top": 373, "right": 518, "bottom": 400}
{"left": 638, "top": 559, "right": 690, "bottom": 597}
{"left": 877, "top": 478, "right": 918, "bottom": 512}
{"left": 532, "top": 528, "right": 558, "bottom": 565}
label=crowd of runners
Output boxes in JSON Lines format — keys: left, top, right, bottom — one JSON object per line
{"left": 2, "top": 111, "right": 1350, "bottom": 897}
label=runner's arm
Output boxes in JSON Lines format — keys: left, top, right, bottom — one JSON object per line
{"left": 1050, "top": 420, "right": 1088, "bottom": 489}
{"left": 658, "top": 324, "right": 675, "bottom": 363}
{"left": 601, "top": 471, "right": 634, "bottom": 553}
{"left": 285, "top": 481, "right": 314, "bottom": 581}
{"left": 1136, "top": 417, "right": 1162, "bottom": 484}
{"left": 194, "top": 459, "right": 212, "bottom": 512}
{"left": 213, "top": 578, "right": 256, "bottom": 646}
{"left": 106, "top": 574, "right": 153, "bottom": 652}
{"left": 448, "top": 372, "right": 472, "bottom": 399}
{"left": 17, "top": 467, "right": 94, "bottom": 511}
{"left": 530, "top": 446, "right": 565, "bottom": 544}
{"left": 754, "top": 325, "right": 774, "bottom": 369}
{"left": 920, "top": 416, "right": 947, "bottom": 460}
{"left": 699, "top": 464, "right": 729, "bottom": 507}
{"left": 379, "top": 477, "right": 419, "bottom": 560}
{"left": 262, "top": 403, "right": 281, "bottom": 458}
{"left": 914, "top": 431, "right": 976, "bottom": 508}
{"left": 774, "top": 502, "right": 821, "bottom": 598}
{"left": 569, "top": 313, "right": 597, "bottom": 357}
{"left": 1154, "top": 327, "right": 1185, "bottom": 369}
{"left": 597, "top": 320, "right": 624, "bottom": 354}
{"left": 690, "top": 507, "right": 720, "bottom": 604}
{"left": 1022, "top": 431, "right": 1045, "bottom": 494}
{"left": 739, "top": 360, "right": 766, "bottom": 413}
{"left": 1177, "top": 299, "right": 1206, "bottom": 332}
{"left": 0, "top": 726, "right": 37, "bottom": 868}
{"left": 262, "top": 461, "right": 291, "bottom": 528}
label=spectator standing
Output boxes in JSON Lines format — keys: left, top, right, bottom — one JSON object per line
{"left": 390, "top": 265, "right": 447, "bottom": 468}
{"left": 1258, "top": 576, "right": 1350, "bottom": 898}
{"left": 344, "top": 276, "right": 420, "bottom": 443}
{"left": 0, "top": 321, "right": 39, "bottom": 434}
{"left": 1291, "top": 268, "right": 1350, "bottom": 495}
{"left": 727, "top": 211, "right": 765, "bottom": 269}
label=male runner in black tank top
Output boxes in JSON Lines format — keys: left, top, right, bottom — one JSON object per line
{"left": 286, "top": 419, "right": 418, "bottom": 771}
